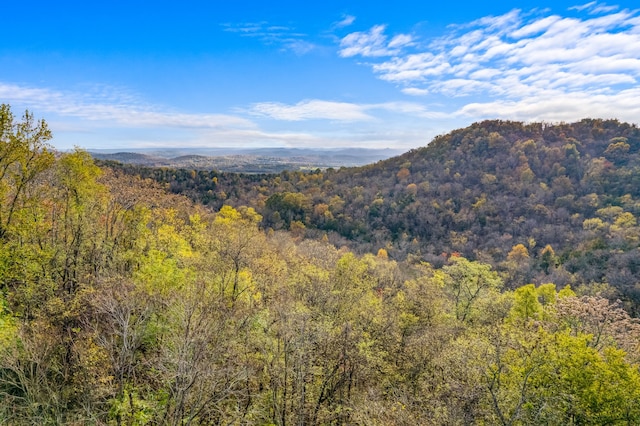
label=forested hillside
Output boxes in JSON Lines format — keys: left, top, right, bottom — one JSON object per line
{"left": 110, "top": 119, "right": 640, "bottom": 312}
{"left": 3, "top": 104, "right": 640, "bottom": 424}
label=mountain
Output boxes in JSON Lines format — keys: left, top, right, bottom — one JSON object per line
{"left": 90, "top": 147, "right": 403, "bottom": 173}
{"left": 103, "top": 119, "right": 640, "bottom": 309}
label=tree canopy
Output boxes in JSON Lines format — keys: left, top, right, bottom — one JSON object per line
{"left": 109, "top": 118, "right": 640, "bottom": 312}
{"left": 2, "top": 105, "right": 640, "bottom": 424}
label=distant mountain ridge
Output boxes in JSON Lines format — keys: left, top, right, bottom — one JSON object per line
{"left": 89, "top": 147, "right": 403, "bottom": 173}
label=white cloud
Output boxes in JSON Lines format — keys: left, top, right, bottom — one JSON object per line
{"left": 466, "top": 9, "right": 522, "bottom": 33}
{"left": 570, "top": 2, "right": 598, "bottom": 12}
{"left": 435, "top": 79, "right": 497, "bottom": 97}
{"left": 469, "top": 68, "right": 501, "bottom": 80}
{"left": 339, "top": 5, "right": 640, "bottom": 125}
{"left": 250, "top": 100, "right": 373, "bottom": 121}
{"left": 570, "top": 2, "right": 619, "bottom": 14}
{"left": 388, "top": 34, "right": 415, "bottom": 49}
{"left": 0, "top": 81, "right": 444, "bottom": 150}
{"left": 402, "top": 87, "right": 430, "bottom": 96}
{"left": 590, "top": 4, "right": 620, "bottom": 13}
{"left": 0, "top": 82, "right": 256, "bottom": 130}
{"left": 339, "top": 25, "right": 413, "bottom": 57}
{"left": 251, "top": 99, "right": 372, "bottom": 121}
{"left": 334, "top": 15, "right": 356, "bottom": 29}
{"left": 510, "top": 15, "right": 562, "bottom": 38}
{"left": 222, "top": 21, "right": 316, "bottom": 54}
{"left": 282, "top": 39, "right": 316, "bottom": 55}
{"left": 372, "top": 52, "right": 452, "bottom": 82}
{"left": 250, "top": 99, "right": 446, "bottom": 122}
{"left": 369, "top": 101, "right": 438, "bottom": 117}
{"left": 457, "top": 88, "right": 640, "bottom": 123}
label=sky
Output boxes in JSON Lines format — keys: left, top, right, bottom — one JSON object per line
{"left": 1, "top": 0, "right": 639, "bottom": 151}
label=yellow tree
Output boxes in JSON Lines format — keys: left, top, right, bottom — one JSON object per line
{"left": 0, "top": 105, "right": 54, "bottom": 241}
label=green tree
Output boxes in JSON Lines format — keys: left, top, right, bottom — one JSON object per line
{"left": 0, "top": 105, "right": 54, "bottom": 240}
{"left": 441, "top": 257, "right": 503, "bottom": 323}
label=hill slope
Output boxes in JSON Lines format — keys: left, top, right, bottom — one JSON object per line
{"left": 106, "top": 119, "right": 640, "bottom": 306}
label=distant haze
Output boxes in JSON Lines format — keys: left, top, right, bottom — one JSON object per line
{"left": 89, "top": 147, "right": 404, "bottom": 173}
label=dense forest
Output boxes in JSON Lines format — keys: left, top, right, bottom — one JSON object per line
{"left": 108, "top": 118, "right": 640, "bottom": 313}
{"left": 3, "top": 103, "right": 640, "bottom": 425}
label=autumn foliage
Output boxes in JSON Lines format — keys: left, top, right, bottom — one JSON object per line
{"left": 1, "top": 105, "right": 640, "bottom": 424}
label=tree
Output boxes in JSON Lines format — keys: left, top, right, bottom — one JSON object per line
{"left": 539, "top": 245, "right": 557, "bottom": 274}
{"left": 0, "top": 105, "right": 54, "bottom": 240}
{"left": 441, "top": 257, "right": 503, "bottom": 323}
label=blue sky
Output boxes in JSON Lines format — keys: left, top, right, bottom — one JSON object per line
{"left": 1, "top": 1, "right": 639, "bottom": 150}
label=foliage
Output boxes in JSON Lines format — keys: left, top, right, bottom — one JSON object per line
{"left": 111, "top": 118, "right": 640, "bottom": 310}
{"left": 1, "top": 105, "right": 639, "bottom": 424}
